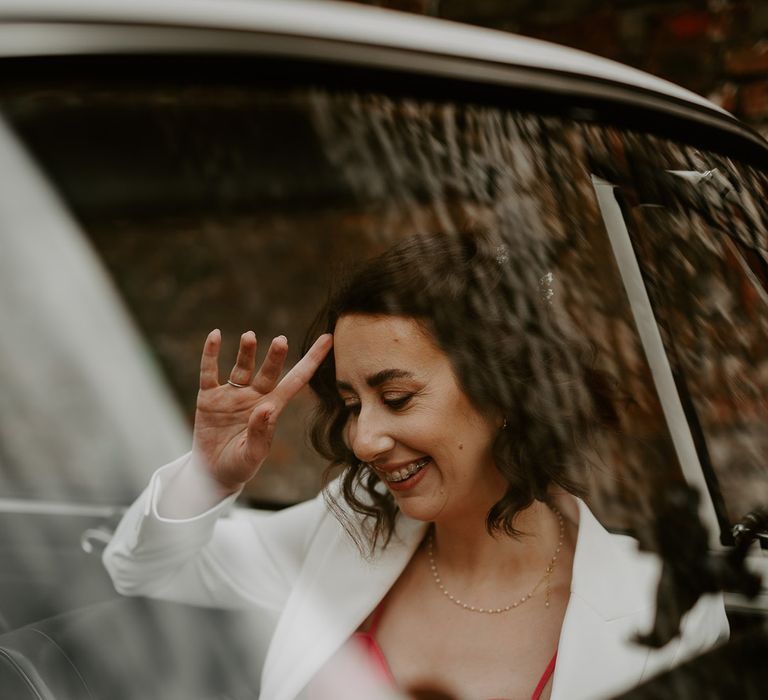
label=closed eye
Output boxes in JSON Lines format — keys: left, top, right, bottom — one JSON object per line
{"left": 383, "top": 394, "right": 413, "bottom": 410}
{"left": 341, "top": 393, "right": 413, "bottom": 415}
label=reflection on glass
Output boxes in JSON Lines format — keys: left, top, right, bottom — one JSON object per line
{"left": 1, "top": 80, "right": 692, "bottom": 532}
{"left": 615, "top": 143, "right": 768, "bottom": 529}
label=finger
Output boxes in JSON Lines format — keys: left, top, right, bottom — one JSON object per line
{"left": 243, "top": 400, "right": 281, "bottom": 468}
{"left": 271, "top": 334, "right": 334, "bottom": 409}
{"left": 199, "top": 329, "right": 221, "bottom": 390}
{"left": 252, "top": 335, "right": 289, "bottom": 394}
{"left": 246, "top": 400, "right": 277, "bottom": 444}
{"left": 228, "top": 331, "right": 257, "bottom": 385}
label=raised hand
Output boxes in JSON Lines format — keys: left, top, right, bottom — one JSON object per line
{"left": 193, "top": 329, "right": 333, "bottom": 493}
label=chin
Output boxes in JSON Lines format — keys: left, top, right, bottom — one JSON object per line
{"left": 392, "top": 493, "right": 447, "bottom": 523}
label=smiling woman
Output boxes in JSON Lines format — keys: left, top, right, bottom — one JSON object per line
{"left": 306, "top": 230, "right": 606, "bottom": 552}
{"left": 333, "top": 313, "right": 502, "bottom": 520}
{"left": 104, "top": 229, "right": 728, "bottom": 700}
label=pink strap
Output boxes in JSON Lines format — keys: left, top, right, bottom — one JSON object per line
{"left": 358, "top": 602, "right": 555, "bottom": 700}
{"left": 530, "top": 650, "right": 557, "bottom": 700}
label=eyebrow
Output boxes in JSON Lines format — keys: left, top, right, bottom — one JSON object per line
{"left": 336, "top": 369, "right": 415, "bottom": 392}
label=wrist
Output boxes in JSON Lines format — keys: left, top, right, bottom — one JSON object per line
{"left": 154, "top": 451, "right": 243, "bottom": 520}
{"left": 212, "top": 476, "right": 245, "bottom": 498}
{"left": 188, "top": 450, "right": 245, "bottom": 499}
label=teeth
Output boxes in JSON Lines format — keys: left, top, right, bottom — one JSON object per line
{"left": 384, "top": 458, "right": 429, "bottom": 483}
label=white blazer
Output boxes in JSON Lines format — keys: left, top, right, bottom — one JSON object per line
{"left": 104, "top": 454, "right": 728, "bottom": 700}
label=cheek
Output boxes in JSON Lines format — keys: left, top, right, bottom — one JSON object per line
{"left": 454, "top": 422, "right": 497, "bottom": 461}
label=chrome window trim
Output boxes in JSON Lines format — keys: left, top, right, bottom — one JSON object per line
{"left": 0, "top": 499, "right": 123, "bottom": 517}
{"left": 591, "top": 176, "right": 724, "bottom": 549}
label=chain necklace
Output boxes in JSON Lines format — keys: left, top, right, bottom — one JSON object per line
{"left": 426, "top": 506, "right": 564, "bottom": 614}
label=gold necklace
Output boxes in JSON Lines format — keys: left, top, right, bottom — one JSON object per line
{"left": 426, "top": 506, "right": 564, "bottom": 614}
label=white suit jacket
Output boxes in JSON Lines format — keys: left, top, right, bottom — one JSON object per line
{"left": 104, "top": 454, "right": 728, "bottom": 700}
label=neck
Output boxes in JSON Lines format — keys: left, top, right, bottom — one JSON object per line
{"left": 430, "top": 499, "right": 562, "bottom": 579}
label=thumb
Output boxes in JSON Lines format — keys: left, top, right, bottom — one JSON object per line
{"left": 245, "top": 401, "right": 280, "bottom": 461}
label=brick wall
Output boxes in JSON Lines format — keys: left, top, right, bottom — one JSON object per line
{"left": 356, "top": 0, "right": 768, "bottom": 136}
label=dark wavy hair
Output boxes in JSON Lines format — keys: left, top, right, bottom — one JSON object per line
{"left": 304, "top": 230, "right": 617, "bottom": 553}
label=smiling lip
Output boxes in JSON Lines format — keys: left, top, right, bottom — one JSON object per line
{"left": 375, "top": 457, "right": 432, "bottom": 492}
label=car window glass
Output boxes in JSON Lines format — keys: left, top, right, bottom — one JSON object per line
{"left": 0, "top": 114, "right": 188, "bottom": 505}
{"left": 0, "top": 61, "right": 704, "bottom": 538}
{"left": 600, "top": 137, "right": 768, "bottom": 538}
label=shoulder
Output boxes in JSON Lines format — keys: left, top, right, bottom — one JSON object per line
{"left": 568, "top": 496, "right": 660, "bottom": 601}
{"left": 570, "top": 496, "right": 728, "bottom": 653}
{"left": 244, "top": 475, "right": 373, "bottom": 554}
{"left": 238, "top": 488, "right": 336, "bottom": 550}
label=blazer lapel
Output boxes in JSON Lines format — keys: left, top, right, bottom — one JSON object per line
{"left": 261, "top": 496, "right": 663, "bottom": 700}
{"left": 550, "top": 499, "right": 659, "bottom": 700}
{"left": 259, "top": 511, "right": 427, "bottom": 700}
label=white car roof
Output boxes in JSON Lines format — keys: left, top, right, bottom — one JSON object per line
{"left": 0, "top": 0, "right": 730, "bottom": 117}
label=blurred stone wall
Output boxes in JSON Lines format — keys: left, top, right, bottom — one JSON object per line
{"left": 355, "top": 0, "right": 768, "bottom": 137}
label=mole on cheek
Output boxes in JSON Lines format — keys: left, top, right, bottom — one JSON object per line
{"left": 458, "top": 443, "right": 463, "bottom": 450}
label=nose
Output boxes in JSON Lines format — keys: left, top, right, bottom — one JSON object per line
{"left": 349, "top": 405, "right": 395, "bottom": 465}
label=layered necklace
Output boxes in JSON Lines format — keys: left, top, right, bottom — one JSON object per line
{"left": 426, "top": 506, "right": 564, "bottom": 614}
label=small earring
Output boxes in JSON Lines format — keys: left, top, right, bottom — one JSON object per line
{"left": 501, "top": 418, "right": 508, "bottom": 430}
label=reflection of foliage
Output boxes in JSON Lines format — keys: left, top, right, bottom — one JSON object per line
{"left": 636, "top": 484, "right": 762, "bottom": 649}
{"left": 312, "top": 94, "right": 686, "bottom": 533}
{"left": 607, "top": 132, "right": 768, "bottom": 526}
{"left": 615, "top": 626, "right": 768, "bottom": 699}
{"left": 24, "top": 79, "right": 765, "bottom": 529}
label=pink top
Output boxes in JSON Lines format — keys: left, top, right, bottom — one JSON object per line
{"left": 354, "top": 600, "right": 557, "bottom": 700}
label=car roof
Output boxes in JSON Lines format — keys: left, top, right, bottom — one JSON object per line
{"left": 0, "top": 0, "right": 765, "bottom": 162}
{"left": 0, "top": 0, "right": 732, "bottom": 111}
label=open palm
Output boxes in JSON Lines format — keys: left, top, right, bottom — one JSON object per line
{"left": 193, "top": 329, "right": 333, "bottom": 492}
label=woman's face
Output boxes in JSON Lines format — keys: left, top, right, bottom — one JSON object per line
{"left": 333, "top": 313, "right": 505, "bottom": 524}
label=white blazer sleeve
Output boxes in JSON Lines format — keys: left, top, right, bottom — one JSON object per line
{"left": 103, "top": 452, "right": 326, "bottom": 614}
{"left": 673, "top": 591, "right": 730, "bottom": 664}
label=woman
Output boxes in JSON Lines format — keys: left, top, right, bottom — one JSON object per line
{"left": 104, "top": 231, "right": 728, "bottom": 700}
